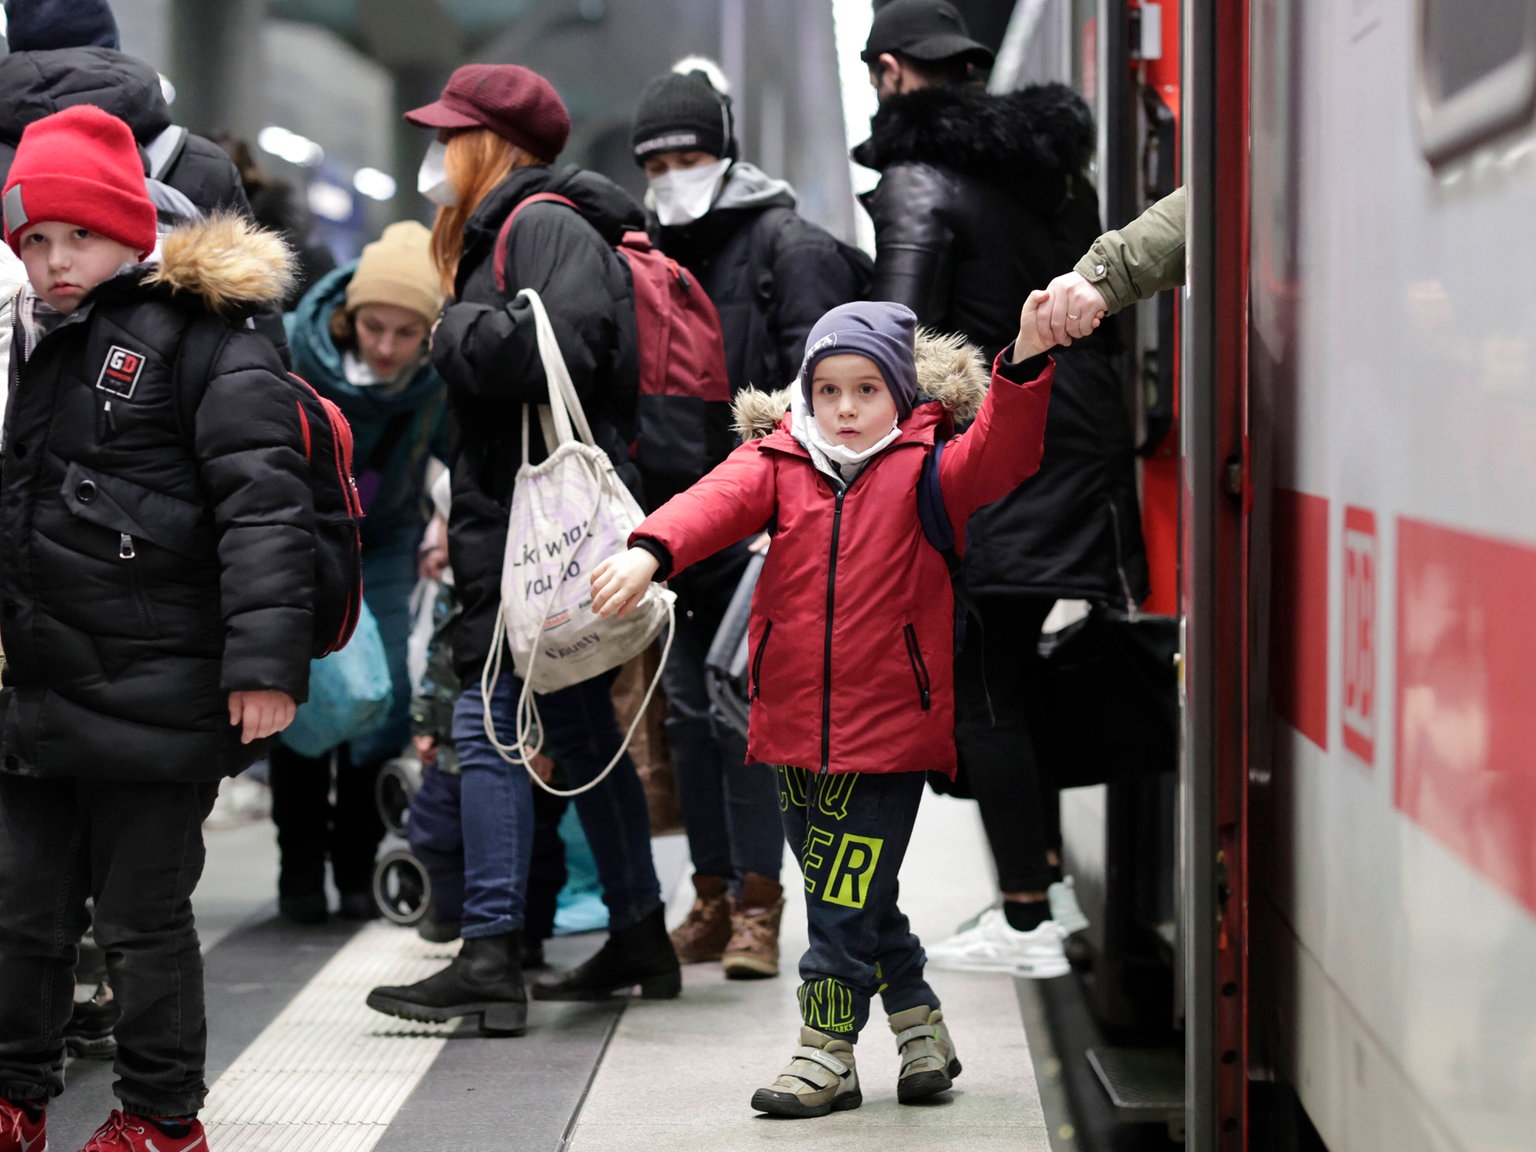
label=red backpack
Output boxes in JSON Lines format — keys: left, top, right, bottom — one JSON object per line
{"left": 494, "top": 193, "right": 733, "bottom": 499}
{"left": 286, "top": 374, "right": 365, "bottom": 656}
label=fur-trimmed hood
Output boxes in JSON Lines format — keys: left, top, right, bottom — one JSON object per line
{"left": 852, "top": 82, "right": 1093, "bottom": 195}
{"left": 139, "top": 213, "right": 297, "bottom": 317}
{"left": 731, "top": 328, "right": 990, "bottom": 442}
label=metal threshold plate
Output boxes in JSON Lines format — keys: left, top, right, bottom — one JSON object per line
{"left": 1086, "top": 1046, "right": 1185, "bottom": 1118}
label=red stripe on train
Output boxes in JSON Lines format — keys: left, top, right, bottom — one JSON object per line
{"left": 1272, "top": 488, "right": 1329, "bottom": 750}
{"left": 1396, "top": 517, "right": 1536, "bottom": 915}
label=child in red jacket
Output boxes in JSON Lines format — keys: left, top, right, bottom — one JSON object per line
{"left": 592, "top": 298, "right": 1055, "bottom": 1117}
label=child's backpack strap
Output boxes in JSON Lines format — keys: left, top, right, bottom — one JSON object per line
{"left": 918, "top": 437, "right": 985, "bottom": 676}
{"left": 169, "top": 314, "right": 233, "bottom": 447}
{"left": 493, "top": 192, "right": 580, "bottom": 294}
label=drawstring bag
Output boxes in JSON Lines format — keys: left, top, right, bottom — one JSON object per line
{"left": 280, "top": 598, "right": 393, "bottom": 757}
{"left": 482, "top": 288, "right": 674, "bottom": 797}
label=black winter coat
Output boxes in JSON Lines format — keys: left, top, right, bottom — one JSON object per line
{"left": 856, "top": 83, "right": 1148, "bottom": 606}
{"left": 434, "top": 165, "right": 643, "bottom": 684}
{"left": 0, "top": 46, "right": 250, "bottom": 218}
{"left": 0, "top": 217, "right": 315, "bottom": 783}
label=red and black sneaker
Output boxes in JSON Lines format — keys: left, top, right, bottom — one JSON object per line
{"left": 80, "top": 1111, "right": 206, "bottom": 1152}
{"left": 0, "top": 1096, "right": 46, "bottom": 1152}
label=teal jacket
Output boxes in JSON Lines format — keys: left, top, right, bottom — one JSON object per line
{"left": 285, "top": 262, "right": 449, "bottom": 550}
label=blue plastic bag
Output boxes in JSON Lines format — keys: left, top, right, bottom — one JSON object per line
{"left": 279, "top": 598, "right": 393, "bottom": 757}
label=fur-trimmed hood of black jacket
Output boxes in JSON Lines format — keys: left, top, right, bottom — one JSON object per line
{"left": 0, "top": 213, "right": 314, "bottom": 784}
{"left": 853, "top": 82, "right": 1094, "bottom": 208}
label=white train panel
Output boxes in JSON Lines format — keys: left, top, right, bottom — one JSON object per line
{"left": 1254, "top": 0, "right": 1536, "bottom": 1148}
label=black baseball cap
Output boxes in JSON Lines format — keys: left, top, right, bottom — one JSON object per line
{"left": 860, "top": 0, "right": 994, "bottom": 67}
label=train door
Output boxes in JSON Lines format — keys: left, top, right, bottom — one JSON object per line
{"left": 1182, "top": 0, "right": 1251, "bottom": 1148}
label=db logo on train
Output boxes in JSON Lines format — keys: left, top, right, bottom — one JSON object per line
{"left": 1342, "top": 507, "right": 1376, "bottom": 764}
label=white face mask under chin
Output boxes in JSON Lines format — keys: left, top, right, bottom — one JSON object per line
{"left": 648, "top": 157, "right": 731, "bottom": 226}
{"left": 417, "top": 140, "right": 458, "bottom": 208}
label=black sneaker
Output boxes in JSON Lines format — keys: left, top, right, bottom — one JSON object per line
{"left": 64, "top": 985, "right": 119, "bottom": 1060}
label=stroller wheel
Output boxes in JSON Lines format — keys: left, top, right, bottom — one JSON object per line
{"left": 376, "top": 757, "right": 421, "bottom": 836}
{"left": 373, "top": 848, "right": 431, "bottom": 925}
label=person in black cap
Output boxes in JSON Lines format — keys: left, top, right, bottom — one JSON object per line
{"left": 860, "top": 0, "right": 994, "bottom": 100}
{"left": 628, "top": 57, "right": 870, "bottom": 984}
{"left": 854, "top": 0, "right": 1150, "bottom": 978}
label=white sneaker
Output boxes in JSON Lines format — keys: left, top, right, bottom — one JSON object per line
{"left": 1048, "top": 877, "right": 1090, "bottom": 936}
{"left": 923, "top": 908, "right": 1069, "bottom": 978}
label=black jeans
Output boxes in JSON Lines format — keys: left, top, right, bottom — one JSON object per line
{"left": 269, "top": 742, "right": 387, "bottom": 899}
{"left": 953, "top": 595, "right": 1059, "bottom": 894}
{"left": 0, "top": 774, "right": 219, "bottom": 1115}
{"left": 778, "top": 767, "right": 936, "bottom": 1040}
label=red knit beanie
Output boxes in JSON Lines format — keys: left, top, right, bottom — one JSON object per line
{"left": 3, "top": 105, "right": 157, "bottom": 259}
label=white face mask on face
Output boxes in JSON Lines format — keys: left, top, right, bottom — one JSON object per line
{"left": 417, "top": 140, "right": 458, "bottom": 208}
{"left": 648, "top": 157, "right": 731, "bottom": 227}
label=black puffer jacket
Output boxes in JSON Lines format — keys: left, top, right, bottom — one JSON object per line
{"left": 434, "top": 164, "right": 643, "bottom": 684}
{"left": 0, "top": 46, "right": 250, "bottom": 217}
{"left": 0, "top": 217, "right": 315, "bottom": 783}
{"left": 856, "top": 83, "right": 1147, "bottom": 606}
{"left": 855, "top": 82, "right": 1103, "bottom": 360}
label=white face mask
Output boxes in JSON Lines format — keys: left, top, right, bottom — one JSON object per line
{"left": 648, "top": 157, "right": 731, "bottom": 227}
{"left": 417, "top": 140, "right": 458, "bottom": 208}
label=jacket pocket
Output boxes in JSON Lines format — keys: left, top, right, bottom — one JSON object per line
{"left": 60, "top": 462, "right": 210, "bottom": 561}
{"left": 902, "top": 623, "right": 932, "bottom": 711}
{"left": 749, "top": 620, "right": 773, "bottom": 701}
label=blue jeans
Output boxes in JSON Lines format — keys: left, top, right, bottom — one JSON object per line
{"left": 663, "top": 583, "right": 784, "bottom": 894}
{"left": 454, "top": 667, "right": 662, "bottom": 939}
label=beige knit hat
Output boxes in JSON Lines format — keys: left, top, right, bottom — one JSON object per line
{"left": 345, "top": 220, "right": 441, "bottom": 325}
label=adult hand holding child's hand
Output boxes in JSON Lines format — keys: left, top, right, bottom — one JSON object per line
{"left": 591, "top": 547, "right": 660, "bottom": 619}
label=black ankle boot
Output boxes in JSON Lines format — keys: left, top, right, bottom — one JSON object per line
{"left": 367, "top": 931, "right": 527, "bottom": 1036}
{"left": 532, "top": 906, "right": 681, "bottom": 1001}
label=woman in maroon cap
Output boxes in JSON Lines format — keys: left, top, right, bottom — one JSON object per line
{"left": 364, "top": 64, "right": 681, "bottom": 1036}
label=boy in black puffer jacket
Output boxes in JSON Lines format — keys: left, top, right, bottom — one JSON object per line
{"left": 0, "top": 106, "right": 314, "bottom": 1152}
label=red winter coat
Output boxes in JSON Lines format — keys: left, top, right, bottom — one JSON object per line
{"left": 634, "top": 335, "right": 1053, "bottom": 777}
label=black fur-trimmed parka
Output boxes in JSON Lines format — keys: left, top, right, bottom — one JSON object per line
{"left": 855, "top": 83, "right": 1148, "bottom": 607}
{"left": 0, "top": 216, "right": 315, "bottom": 783}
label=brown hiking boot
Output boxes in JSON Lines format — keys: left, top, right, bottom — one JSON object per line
{"left": 670, "top": 874, "right": 731, "bottom": 964}
{"left": 722, "top": 872, "right": 783, "bottom": 979}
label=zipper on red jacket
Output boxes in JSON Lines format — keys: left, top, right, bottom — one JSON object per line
{"left": 902, "top": 623, "right": 932, "bottom": 710}
{"left": 820, "top": 489, "right": 846, "bottom": 773}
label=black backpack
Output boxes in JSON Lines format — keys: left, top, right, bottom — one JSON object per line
{"left": 175, "top": 319, "right": 364, "bottom": 658}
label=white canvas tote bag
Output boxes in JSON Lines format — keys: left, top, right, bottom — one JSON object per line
{"left": 481, "top": 288, "right": 673, "bottom": 795}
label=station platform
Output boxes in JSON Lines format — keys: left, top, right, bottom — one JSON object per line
{"left": 43, "top": 788, "right": 1054, "bottom": 1152}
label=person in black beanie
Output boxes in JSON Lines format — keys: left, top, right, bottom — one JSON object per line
{"left": 629, "top": 58, "right": 870, "bottom": 983}
{"left": 3, "top": 0, "right": 119, "bottom": 49}
{"left": 0, "top": 0, "right": 249, "bottom": 218}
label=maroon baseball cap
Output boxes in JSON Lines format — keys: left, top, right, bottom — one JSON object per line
{"left": 405, "top": 64, "right": 572, "bottom": 160}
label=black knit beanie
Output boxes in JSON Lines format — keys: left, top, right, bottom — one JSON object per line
{"left": 631, "top": 70, "right": 737, "bottom": 164}
{"left": 6, "top": 0, "right": 121, "bottom": 51}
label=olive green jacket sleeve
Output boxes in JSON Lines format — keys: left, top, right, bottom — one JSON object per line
{"left": 1075, "top": 185, "right": 1187, "bottom": 315}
